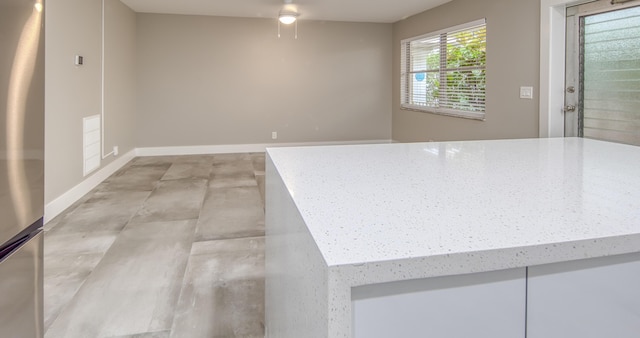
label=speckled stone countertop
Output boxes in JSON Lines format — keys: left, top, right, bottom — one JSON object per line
{"left": 266, "top": 138, "right": 640, "bottom": 337}
{"left": 267, "top": 138, "right": 640, "bottom": 272}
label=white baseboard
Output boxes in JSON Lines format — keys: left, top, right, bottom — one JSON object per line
{"left": 44, "top": 149, "right": 136, "bottom": 224}
{"left": 135, "top": 139, "right": 394, "bottom": 157}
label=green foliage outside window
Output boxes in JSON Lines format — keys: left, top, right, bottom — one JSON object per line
{"left": 419, "top": 27, "right": 486, "bottom": 112}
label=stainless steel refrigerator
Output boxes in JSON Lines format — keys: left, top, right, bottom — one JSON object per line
{"left": 0, "top": 0, "right": 45, "bottom": 337}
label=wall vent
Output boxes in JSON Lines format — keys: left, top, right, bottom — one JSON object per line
{"left": 83, "top": 115, "right": 101, "bottom": 176}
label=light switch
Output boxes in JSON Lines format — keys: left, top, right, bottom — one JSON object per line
{"left": 75, "top": 55, "right": 84, "bottom": 66}
{"left": 520, "top": 86, "right": 533, "bottom": 99}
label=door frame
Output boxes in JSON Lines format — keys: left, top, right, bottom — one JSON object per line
{"left": 540, "top": 0, "right": 587, "bottom": 138}
{"left": 564, "top": 8, "right": 580, "bottom": 137}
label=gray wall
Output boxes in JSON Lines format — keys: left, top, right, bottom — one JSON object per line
{"left": 44, "top": 0, "right": 541, "bottom": 206}
{"left": 135, "top": 14, "right": 392, "bottom": 147}
{"left": 45, "top": 0, "right": 136, "bottom": 204}
{"left": 392, "top": 0, "right": 540, "bottom": 142}
{"left": 104, "top": 0, "right": 136, "bottom": 157}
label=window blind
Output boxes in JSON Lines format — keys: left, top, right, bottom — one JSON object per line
{"left": 581, "top": 6, "right": 640, "bottom": 145}
{"left": 401, "top": 19, "right": 486, "bottom": 120}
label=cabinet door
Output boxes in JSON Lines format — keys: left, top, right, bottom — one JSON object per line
{"left": 528, "top": 252, "right": 640, "bottom": 338}
{"left": 352, "top": 268, "right": 526, "bottom": 338}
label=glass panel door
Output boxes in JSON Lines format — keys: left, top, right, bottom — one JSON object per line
{"left": 565, "top": 1, "right": 640, "bottom": 145}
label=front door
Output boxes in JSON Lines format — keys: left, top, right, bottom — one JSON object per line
{"left": 564, "top": 0, "right": 640, "bottom": 145}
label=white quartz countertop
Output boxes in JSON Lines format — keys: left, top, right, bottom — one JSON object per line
{"left": 267, "top": 138, "right": 640, "bottom": 271}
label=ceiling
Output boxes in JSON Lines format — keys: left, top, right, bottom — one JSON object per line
{"left": 120, "top": 0, "right": 452, "bottom": 24}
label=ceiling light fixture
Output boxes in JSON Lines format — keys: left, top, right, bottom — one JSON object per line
{"left": 278, "top": 11, "right": 298, "bottom": 25}
{"left": 277, "top": 8, "right": 299, "bottom": 39}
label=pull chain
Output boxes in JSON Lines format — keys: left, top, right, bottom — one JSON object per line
{"left": 277, "top": 19, "right": 298, "bottom": 39}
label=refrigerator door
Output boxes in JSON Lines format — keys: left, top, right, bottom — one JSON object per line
{"left": 0, "top": 230, "right": 43, "bottom": 338}
{"left": 0, "top": 0, "right": 46, "bottom": 245}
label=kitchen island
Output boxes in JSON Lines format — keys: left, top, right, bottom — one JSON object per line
{"left": 265, "top": 138, "right": 640, "bottom": 337}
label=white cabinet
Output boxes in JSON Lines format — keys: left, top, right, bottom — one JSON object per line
{"left": 351, "top": 252, "right": 640, "bottom": 338}
{"left": 527, "top": 252, "right": 640, "bottom": 338}
{"left": 352, "top": 268, "right": 526, "bottom": 338}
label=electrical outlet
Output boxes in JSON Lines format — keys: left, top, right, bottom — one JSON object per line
{"left": 520, "top": 86, "right": 533, "bottom": 99}
{"left": 113, "top": 146, "right": 119, "bottom": 156}
{"left": 272, "top": 132, "right": 278, "bottom": 140}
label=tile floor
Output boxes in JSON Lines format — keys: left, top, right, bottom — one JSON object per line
{"left": 44, "top": 153, "right": 266, "bottom": 338}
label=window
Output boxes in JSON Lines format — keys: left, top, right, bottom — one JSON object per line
{"left": 401, "top": 19, "right": 487, "bottom": 120}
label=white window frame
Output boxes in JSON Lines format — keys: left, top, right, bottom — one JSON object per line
{"left": 400, "top": 18, "right": 487, "bottom": 121}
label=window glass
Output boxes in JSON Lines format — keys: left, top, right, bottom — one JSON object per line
{"left": 581, "top": 5, "right": 640, "bottom": 145}
{"left": 401, "top": 19, "right": 487, "bottom": 120}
